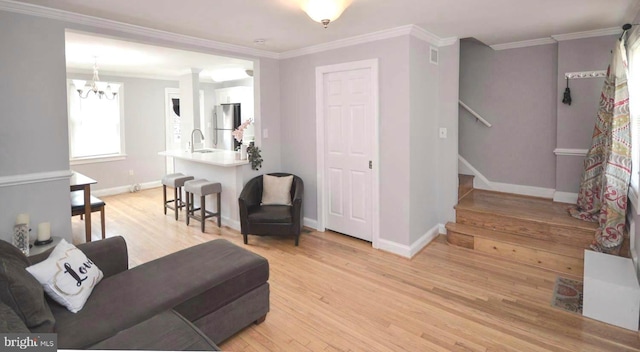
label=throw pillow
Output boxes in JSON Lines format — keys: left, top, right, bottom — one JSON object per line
{"left": 26, "top": 239, "right": 103, "bottom": 313}
{"left": 261, "top": 174, "right": 293, "bottom": 206}
{"left": 0, "top": 301, "right": 30, "bottom": 333}
{"left": 0, "top": 240, "right": 55, "bottom": 332}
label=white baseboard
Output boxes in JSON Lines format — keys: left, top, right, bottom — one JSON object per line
{"left": 92, "top": 181, "right": 162, "bottom": 197}
{"left": 459, "top": 155, "right": 555, "bottom": 199}
{"left": 222, "top": 216, "right": 240, "bottom": 231}
{"left": 487, "top": 181, "right": 555, "bottom": 199}
{"left": 303, "top": 217, "right": 318, "bottom": 230}
{"left": 439, "top": 223, "right": 446, "bottom": 234}
{"left": 458, "top": 156, "right": 492, "bottom": 190}
{"left": 378, "top": 224, "right": 440, "bottom": 258}
{"left": 553, "top": 191, "right": 578, "bottom": 204}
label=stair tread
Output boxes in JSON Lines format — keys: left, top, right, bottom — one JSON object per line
{"left": 456, "top": 190, "right": 598, "bottom": 231}
{"left": 446, "top": 222, "right": 586, "bottom": 259}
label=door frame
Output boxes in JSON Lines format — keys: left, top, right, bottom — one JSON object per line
{"left": 315, "top": 59, "right": 380, "bottom": 248}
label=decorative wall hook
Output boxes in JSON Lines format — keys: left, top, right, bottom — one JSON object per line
{"left": 562, "top": 77, "right": 572, "bottom": 106}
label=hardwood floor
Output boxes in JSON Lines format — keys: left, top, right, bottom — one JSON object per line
{"left": 71, "top": 188, "right": 640, "bottom": 351}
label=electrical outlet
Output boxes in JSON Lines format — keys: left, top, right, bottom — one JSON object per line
{"left": 128, "top": 170, "right": 134, "bottom": 176}
{"left": 439, "top": 128, "right": 447, "bottom": 139}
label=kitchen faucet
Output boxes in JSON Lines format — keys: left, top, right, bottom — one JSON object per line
{"left": 190, "top": 129, "right": 204, "bottom": 153}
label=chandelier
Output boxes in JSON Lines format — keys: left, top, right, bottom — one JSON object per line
{"left": 303, "top": 0, "right": 350, "bottom": 28}
{"left": 72, "top": 58, "right": 118, "bottom": 100}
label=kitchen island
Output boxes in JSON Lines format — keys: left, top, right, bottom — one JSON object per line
{"left": 158, "top": 149, "right": 250, "bottom": 230}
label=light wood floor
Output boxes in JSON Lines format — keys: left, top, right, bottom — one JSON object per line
{"left": 71, "top": 188, "right": 640, "bottom": 351}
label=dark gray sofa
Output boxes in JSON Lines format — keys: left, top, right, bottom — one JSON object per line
{"left": 0, "top": 236, "right": 270, "bottom": 350}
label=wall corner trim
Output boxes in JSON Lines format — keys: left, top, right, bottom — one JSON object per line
{"left": 377, "top": 224, "right": 440, "bottom": 258}
{"left": 553, "top": 148, "right": 589, "bottom": 156}
{"left": 0, "top": 170, "right": 73, "bottom": 188}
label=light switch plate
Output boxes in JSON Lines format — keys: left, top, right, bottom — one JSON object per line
{"left": 263, "top": 129, "right": 269, "bottom": 138}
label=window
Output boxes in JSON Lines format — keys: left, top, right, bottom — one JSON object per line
{"left": 67, "top": 80, "right": 125, "bottom": 163}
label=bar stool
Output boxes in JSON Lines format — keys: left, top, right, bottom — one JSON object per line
{"left": 184, "top": 179, "right": 222, "bottom": 232}
{"left": 162, "top": 173, "right": 194, "bottom": 220}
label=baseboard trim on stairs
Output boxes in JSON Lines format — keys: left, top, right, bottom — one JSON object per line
{"left": 378, "top": 224, "right": 440, "bottom": 258}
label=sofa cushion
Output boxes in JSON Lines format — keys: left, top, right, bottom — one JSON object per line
{"left": 51, "top": 239, "right": 269, "bottom": 349}
{"left": 261, "top": 174, "right": 293, "bottom": 206}
{"left": 27, "top": 239, "right": 104, "bottom": 313}
{"left": 248, "top": 205, "right": 293, "bottom": 224}
{"left": 0, "top": 301, "right": 30, "bottom": 333}
{"left": 89, "top": 310, "right": 219, "bottom": 351}
{"left": 0, "top": 240, "right": 55, "bottom": 332}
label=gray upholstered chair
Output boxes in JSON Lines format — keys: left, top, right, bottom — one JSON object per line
{"left": 238, "top": 173, "right": 304, "bottom": 246}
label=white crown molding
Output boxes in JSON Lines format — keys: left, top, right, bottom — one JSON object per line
{"left": 491, "top": 27, "right": 623, "bottom": 51}
{"left": 0, "top": 170, "right": 73, "bottom": 188}
{"left": 551, "top": 27, "right": 622, "bottom": 42}
{"left": 0, "top": 0, "right": 280, "bottom": 59}
{"left": 554, "top": 148, "right": 589, "bottom": 156}
{"left": 281, "top": 25, "right": 456, "bottom": 59}
{"left": 490, "top": 37, "right": 557, "bottom": 51}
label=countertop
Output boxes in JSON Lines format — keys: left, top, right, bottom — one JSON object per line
{"left": 159, "top": 149, "right": 249, "bottom": 167}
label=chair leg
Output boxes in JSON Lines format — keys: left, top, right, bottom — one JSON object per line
{"left": 295, "top": 235, "right": 299, "bottom": 246}
{"left": 163, "top": 185, "right": 167, "bottom": 215}
{"left": 217, "top": 192, "right": 221, "bottom": 227}
{"left": 173, "top": 187, "right": 179, "bottom": 221}
{"left": 177, "top": 186, "right": 182, "bottom": 211}
{"left": 243, "top": 234, "right": 248, "bottom": 245}
{"left": 185, "top": 192, "right": 190, "bottom": 226}
{"left": 100, "top": 207, "right": 106, "bottom": 239}
{"left": 200, "top": 195, "right": 205, "bottom": 233}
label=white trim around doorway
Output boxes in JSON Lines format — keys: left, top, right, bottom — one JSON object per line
{"left": 315, "top": 59, "right": 380, "bottom": 249}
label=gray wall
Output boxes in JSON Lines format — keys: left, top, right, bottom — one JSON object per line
{"left": 69, "top": 74, "right": 178, "bottom": 191}
{"left": 555, "top": 35, "right": 617, "bottom": 193}
{"left": 280, "top": 36, "right": 415, "bottom": 245}
{"left": 409, "top": 37, "right": 440, "bottom": 243}
{"left": 0, "top": 9, "right": 282, "bottom": 243}
{"left": 0, "top": 12, "right": 72, "bottom": 242}
{"left": 459, "top": 39, "right": 558, "bottom": 189}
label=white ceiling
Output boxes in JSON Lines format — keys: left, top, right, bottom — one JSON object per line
{"left": 65, "top": 31, "right": 253, "bottom": 82}
{"left": 9, "top": 0, "right": 640, "bottom": 79}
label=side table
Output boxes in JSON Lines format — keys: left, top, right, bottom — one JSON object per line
{"left": 28, "top": 236, "right": 62, "bottom": 257}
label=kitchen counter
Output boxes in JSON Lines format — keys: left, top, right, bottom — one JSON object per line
{"left": 158, "top": 148, "right": 251, "bottom": 231}
{"left": 158, "top": 149, "right": 248, "bottom": 167}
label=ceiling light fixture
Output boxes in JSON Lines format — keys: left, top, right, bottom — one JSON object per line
{"left": 303, "top": 0, "right": 350, "bottom": 28}
{"left": 72, "top": 57, "right": 118, "bottom": 100}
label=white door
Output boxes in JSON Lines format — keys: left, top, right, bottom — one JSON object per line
{"left": 323, "top": 68, "right": 374, "bottom": 241}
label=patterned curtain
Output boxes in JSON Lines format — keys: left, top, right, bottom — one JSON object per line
{"left": 568, "top": 40, "right": 631, "bottom": 253}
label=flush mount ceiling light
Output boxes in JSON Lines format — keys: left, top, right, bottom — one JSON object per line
{"left": 211, "top": 68, "right": 251, "bottom": 82}
{"left": 303, "top": 0, "right": 350, "bottom": 28}
{"left": 72, "top": 57, "right": 118, "bottom": 100}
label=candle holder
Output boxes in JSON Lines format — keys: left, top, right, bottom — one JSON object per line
{"left": 34, "top": 238, "right": 54, "bottom": 246}
{"left": 13, "top": 224, "right": 29, "bottom": 256}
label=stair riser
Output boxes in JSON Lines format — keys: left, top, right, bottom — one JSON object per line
{"left": 456, "top": 209, "right": 594, "bottom": 247}
{"left": 447, "top": 230, "right": 584, "bottom": 276}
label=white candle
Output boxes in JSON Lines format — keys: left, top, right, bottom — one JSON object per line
{"left": 16, "top": 213, "right": 29, "bottom": 225}
{"left": 37, "top": 222, "right": 51, "bottom": 242}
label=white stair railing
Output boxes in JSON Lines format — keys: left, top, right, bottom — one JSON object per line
{"left": 459, "top": 101, "right": 492, "bottom": 128}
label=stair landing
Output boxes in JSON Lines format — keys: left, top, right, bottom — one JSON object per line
{"left": 447, "top": 190, "right": 610, "bottom": 277}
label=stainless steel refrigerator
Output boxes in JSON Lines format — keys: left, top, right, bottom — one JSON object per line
{"left": 213, "top": 103, "right": 241, "bottom": 151}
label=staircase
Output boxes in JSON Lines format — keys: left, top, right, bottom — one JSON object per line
{"left": 447, "top": 176, "right": 606, "bottom": 277}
